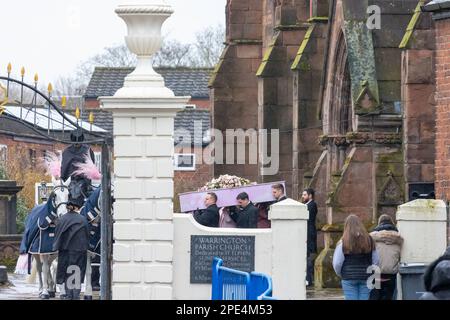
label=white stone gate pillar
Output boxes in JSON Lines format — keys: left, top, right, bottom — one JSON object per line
{"left": 269, "top": 199, "right": 309, "bottom": 300}
{"left": 100, "top": 1, "right": 189, "bottom": 300}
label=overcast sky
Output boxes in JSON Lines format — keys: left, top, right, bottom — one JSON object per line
{"left": 1, "top": 0, "right": 226, "bottom": 85}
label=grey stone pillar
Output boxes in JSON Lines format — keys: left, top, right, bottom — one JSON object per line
{"left": 0, "top": 181, "right": 23, "bottom": 235}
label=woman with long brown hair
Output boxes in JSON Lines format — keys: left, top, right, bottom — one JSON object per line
{"left": 333, "top": 214, "right": 379, "bottom": 300}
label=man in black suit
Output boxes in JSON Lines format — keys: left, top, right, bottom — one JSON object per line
{"left": 194, "top": 193, "right": 220, "bottom": 228}
{"left": 272, "top": 184, "right": 287, "bottom": 202}
{"left": 230, "top": 192, "right": 259, "bottom": 229}
{"left": 301, "top": 188, "right": 318, "bottom": 287}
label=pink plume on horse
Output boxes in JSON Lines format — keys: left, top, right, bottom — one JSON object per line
{"left": 41, "top": 152, "right": 61, "bottom": 178}
{"left": 73, "top": 154, "right": 102, "bottom": 180}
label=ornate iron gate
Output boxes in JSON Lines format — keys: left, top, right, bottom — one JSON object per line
{"left": 0, "top": 65, "right": 113, "bottom": 300}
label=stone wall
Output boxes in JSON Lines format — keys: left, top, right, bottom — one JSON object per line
{"left": 0, "top": 235, "right": 21, "bottom": 271}
{"left": 401, "top": 6, "right": 436, "bottom": 201}
{"left": 173, "top": 199, "right": 309, "bottom": 300}
{"left": 210, "top": 0, "right": 263, "bottom": 183}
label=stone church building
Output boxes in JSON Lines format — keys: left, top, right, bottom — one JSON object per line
{"left": 210, "top": 0, "right": 436, "bottom": 287}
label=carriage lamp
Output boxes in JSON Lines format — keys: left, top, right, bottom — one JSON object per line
{"left": 39, "top": 181, "right": 49, "bottom": 201}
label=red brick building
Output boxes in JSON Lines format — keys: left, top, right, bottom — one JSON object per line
{"left": 423, "top": 1, "right": 450, "bottom": 203}
{"left": 84, "top": 67, "right": 214, "bottom": 212}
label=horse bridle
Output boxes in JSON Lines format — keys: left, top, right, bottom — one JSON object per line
{"left": 51, "top": 184, "right": 70, "bottom": 214}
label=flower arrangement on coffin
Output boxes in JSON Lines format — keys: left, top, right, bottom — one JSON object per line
{"left": 198, "top": 175, "right": 255, "bottom": 191}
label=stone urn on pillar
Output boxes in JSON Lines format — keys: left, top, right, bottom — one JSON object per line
{"left": 114, "top": 0, "right": 175, "bottom": 98}
{"left": 100, "top": 0, "right": 189, "bottom": 300}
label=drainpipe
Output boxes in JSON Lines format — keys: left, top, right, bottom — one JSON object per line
{"left": 447, "top": 201, "right": 450, "bottom": 247}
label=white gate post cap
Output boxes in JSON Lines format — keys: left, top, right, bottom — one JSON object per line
{"left": 396, "top": 199, "right": 447, "bottom": 221}
{"left": 269, "top": 198, "right": 309, "bottom": 220}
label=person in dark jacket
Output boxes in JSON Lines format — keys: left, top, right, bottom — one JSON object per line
{"left": 61, "top": 129, "right": 96, "bottom": 204}
{"left": 333, "top": 215, "right": 379, "bottom": 300}
{"left": 230, "top": 192, "right": 259, "bottom": 229}
{"left": 301, "top": 188, "right": 318, "bottom": 287}
{"left": 53, "top": 195, "right": 89, "bottom": 300}
{"left": 420, "top": 247, "right": 450, "bottom": 300}
{"left": 194, "top": 193, "right": 220, "bottom": 228}
{"left": 272, "top": 184, "right": 287, "bottom": 202}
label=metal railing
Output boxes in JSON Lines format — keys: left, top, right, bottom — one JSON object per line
{"left": 211, "top": 257, "right": 276, "bottom": 300}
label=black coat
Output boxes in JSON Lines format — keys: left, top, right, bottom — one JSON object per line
{"left": 373, "top": 222, "right": 398, "bottom": 232}
{"left": 194, "top": 204, "right": 220, "bottom": 228}
{"left": 61, "top": 144, "right": 95, "bottom": 181}
{"left": 306, "top": 200, "right": 318, "bottom": 254}
{"left": 420, "top": 248, "right": 450, "bottom": 300}
{"left": 53, "top": 211, "right": 90, "bottom": 252}
{"left": 277, "top": 196, "right": 287, "bottom": 202}
{"left": 230, "top": 202, "right": 259, "bottom": 229}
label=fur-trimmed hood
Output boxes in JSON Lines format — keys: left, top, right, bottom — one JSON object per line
{"left": 371, "top": 230, "right": 403, "bottom": 245}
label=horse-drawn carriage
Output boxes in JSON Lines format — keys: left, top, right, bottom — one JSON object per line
{"left": 17, "top": 154, "right": 106, "bottom": 300}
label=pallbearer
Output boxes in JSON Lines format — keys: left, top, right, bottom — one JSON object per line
{"left": 53, "top": 194, "right": 89, "bottom": 300}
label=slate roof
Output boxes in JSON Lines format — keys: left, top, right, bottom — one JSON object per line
{"left": 0, "top": 106, "right": 211, "bottom": 147}
{"left": 80, "top": 109, "right": 113, "bottom": 134}
{"left": 174, "top": 109, "right": 211, "bottom": 147}
{"left": 85, "top": 67, "right": 213, "bottom": 99}
{"left": 423, "top": 0, "right": 450, "bottom": 11}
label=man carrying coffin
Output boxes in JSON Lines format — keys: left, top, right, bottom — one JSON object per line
{"left": 230, "top": 192, "right": 259, "bottom": 229}
{"left": 193, "top": 193, "right": 220, "bottom": 228}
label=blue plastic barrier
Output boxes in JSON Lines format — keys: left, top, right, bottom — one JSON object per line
{"left": 211, "top": 257, "right": 276, "bottom": 300}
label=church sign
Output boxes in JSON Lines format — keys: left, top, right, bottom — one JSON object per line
{"left": 190, "top": 235, "right": 255, "bottom": 284}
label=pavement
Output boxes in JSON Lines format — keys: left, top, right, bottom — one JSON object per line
{"left": 0, "top": 273, "right": 100, "bottom": 300}
{"left": 0, "top": 274, "right": 40, "bottom": 300}
{"left": 1, "top": 273, "right": 344, "bottom": 300}
{"left": 307, "top": 287, "right": 344, "bottom": 300}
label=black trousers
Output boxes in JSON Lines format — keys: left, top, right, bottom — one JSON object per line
{"left": 56, "top": 250, "right": 87, "bottom": 286}
{"left": 369, "top": 274, "right": 397, "bottom": 300}
{"left": 307, "top": 253, "right": 315, "bottom": 285}
{"left": 91, "top": 254, "right": 100, "bottom": 287}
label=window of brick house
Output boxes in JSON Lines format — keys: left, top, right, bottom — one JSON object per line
{"left": 94, "top": 152, "right": 102, "bottom": 173}
{"left": 174, "top": 153, "right": 196, "bottom": 171}
{"left": 0, "top": 144, "right": 7, "bottom": 164}
{"left": 29, "top": 149, "right": 37, "bottom": 165}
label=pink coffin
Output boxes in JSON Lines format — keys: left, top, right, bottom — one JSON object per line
{"left": 179, "top": 181, "right": 286, "bottom": 213}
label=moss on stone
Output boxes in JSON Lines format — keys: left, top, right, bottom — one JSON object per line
{"left": 322, "top": 224, "right": 345, "bottom": 232}
{"left": 0, "top": 256, "right": 18, "bottom": 273}
{"left": 291, "top": 24, "right": 315, "bottom": 71}
{"left": 426, "top": 199, "right": 436, "bottom": 209}
{"left": 307, "top": 16, "right": 329, "bottom": 23}
{"left": 315, "top": 247, "right": 342, "bottom": 289}
{"left": 399, "top": 1, "right": 425, "bottom": 49}
{"left": 256, "top": 35, "right": 279, "bottom": 77}
{"left": 377, "top": 150, "right": 403, "bottom": 163}
{"left": 208, "top": 46, "right": 229, "bottom": 87}
{"left": 344, "top": 19, "right": 380, "bottom": 113}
